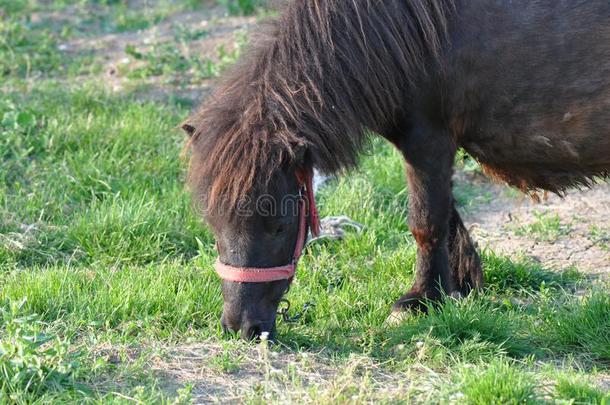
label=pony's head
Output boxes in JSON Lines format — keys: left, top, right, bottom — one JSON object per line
{"left": 183, "top": 114, "right": 319, "bottom": 340}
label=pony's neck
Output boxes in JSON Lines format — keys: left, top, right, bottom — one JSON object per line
{"left": 257, "top": 0, "right": 454, "bottom": 174}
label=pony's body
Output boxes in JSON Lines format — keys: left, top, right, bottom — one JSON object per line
{"left": 184, "top": 0, "right": 610, "bottom": 339}
{"left": 446, "top": 0, "right": 610, "bottom": 190}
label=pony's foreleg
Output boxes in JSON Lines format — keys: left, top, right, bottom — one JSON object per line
{"left": 447, "top": 203, "right": 483, "bottom": 296}
{"left": 391, "top": 127, "right": 460, "bottom": 313}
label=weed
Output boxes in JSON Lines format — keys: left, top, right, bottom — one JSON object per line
{"left": 483, "top": 250, "right": 582, "bottom": 293}
{"left": 0, "top": 300, "right": 79, "bottom": 401}
{"left": 386, "top": 295, "right": 536, "bottom": 365}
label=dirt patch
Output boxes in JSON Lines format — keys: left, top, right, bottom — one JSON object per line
{"left": 149, "top": 340, "right": 412, "bottom": 403}
{"left": 58, "top": 4, "right": 256, "bottom": 103}
{"left": 456, "top": 172, "right": 609, "bottom": 279}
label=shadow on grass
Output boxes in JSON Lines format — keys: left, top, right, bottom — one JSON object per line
{"left": 278, "top": 292, "right": 540, "bottom": 368}
{"left": 482, "top": 249, "right": 584, "bottom": 293}
{"left": 274, "top": 252, "right": 605, "bottom": 370}
{"left": 536, "top": 291, "right": 610, "bottom": 367}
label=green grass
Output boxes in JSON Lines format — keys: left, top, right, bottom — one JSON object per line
{"left": 539, "top": 292, "right": 610, "bottom": 365}
{"left": 554, "top": 375, "right": 610, "bottom": 405}
{"left": 452, "top": 359, "right": 540, "bottom": 404}
{"left": 589, "top": 225, "right": 610, "bottom": 251}
{"left": 482, "top": 250, "right": 583, "bottom": 292}
{"left": 515, "top": 210, "right": 572, "bottom": 242}
{"left": 1, "top": 1, "right": 609, "bottom": 403}
{"left": 218, "top": 0, "right": 265, "bottom": 16}
{"left": 0, "top": 17, "right": 64, "bottom": 78}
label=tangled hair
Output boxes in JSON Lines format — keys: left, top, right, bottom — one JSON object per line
{"left": 184, "top": 0, "right": 455, "bottom": 213}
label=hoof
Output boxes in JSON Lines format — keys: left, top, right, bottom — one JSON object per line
{"left": 385, "top": 291, "right": 431, "bottom": 326}
{"left": 391, "top": 290, "right": 433, "bottom": 314}
{"left": 389, "top": 289, "right": 464, "bottom": 324}
{"left": 385, "top": 309, "right": 410, "bottom": 326}
{"left": 449, "top": 291, "right": 464, "bottom": 300}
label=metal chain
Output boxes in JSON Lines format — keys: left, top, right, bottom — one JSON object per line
{"left": 277, "top": 298, "right": 316, "bottom": 323}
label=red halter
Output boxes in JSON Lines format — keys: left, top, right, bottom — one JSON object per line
{"left": 214, "top": 169, "right": 321, "bottom": 283}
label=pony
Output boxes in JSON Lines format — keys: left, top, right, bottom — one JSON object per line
{"left": 182, "top": 0, "right": 610, "bottom": 340}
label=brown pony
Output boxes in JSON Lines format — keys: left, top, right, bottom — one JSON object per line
{"left": 183, "top": 0, "right": 610, "bottom": 340}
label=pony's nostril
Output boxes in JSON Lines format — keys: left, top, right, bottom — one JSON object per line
{"left": 241, "top": 322, "right": 263, "bottom": 340}
{"left": 220, "top": 314, "right": 239, "bottom": 334}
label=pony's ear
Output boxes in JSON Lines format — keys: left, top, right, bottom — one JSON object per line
{"left": 181, "top": 123, "right": 196, "bottom": 137}
{"left": 287, "top": 145, "right": 309, "bottom": 173}
{"left": 293, "top": 144, "right": 308, "bottom": 165}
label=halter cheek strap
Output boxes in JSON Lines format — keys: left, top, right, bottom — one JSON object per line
{"left": 214, "top": 169, "right": 321, "bottom": 283}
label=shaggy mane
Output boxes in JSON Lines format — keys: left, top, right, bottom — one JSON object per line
{"left": 184, "top": 0, "right": 455, "bottom": 213}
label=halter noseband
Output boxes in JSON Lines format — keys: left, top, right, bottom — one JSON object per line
{"left": 214, "top": 169, "right": 321, "bottom": 283}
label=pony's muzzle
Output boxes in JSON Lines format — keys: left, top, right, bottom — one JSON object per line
{"left": 240, "top": 320, "right": 275, "bottom": 341}
{"left": 220, "top": 312, "right": 239, "bottom": 335}
{"left": 220, "top": 312, "right": 276, "bottom": 341}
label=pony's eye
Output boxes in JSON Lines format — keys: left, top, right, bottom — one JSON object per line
{"left": 268, "top": 218, "right": 291, "bottom": 236}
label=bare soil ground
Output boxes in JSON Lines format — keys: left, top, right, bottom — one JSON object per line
{"left": 457, "top": 172, "right": 609, "bottom": 280}
{"left": 149, "top": 340, "right": 415, "bottom": 404}
{"left": 60, "top": 3, "right": 257, "bottom": 101}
